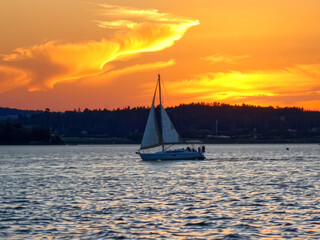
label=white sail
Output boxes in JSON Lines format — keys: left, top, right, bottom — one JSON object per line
{"left": 140, "top": 85, "right": 162, "bottom": 150}
{"left": 161, "top": 105, "right": 180, "bottom": 144}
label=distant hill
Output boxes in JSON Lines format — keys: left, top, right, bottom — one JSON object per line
{"left": 0, "top": 107, "right": 41, "bottom": 117}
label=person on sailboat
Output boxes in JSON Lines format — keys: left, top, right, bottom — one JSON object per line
{"left": 202, "top": 146, "right": 205, "bottom": 153}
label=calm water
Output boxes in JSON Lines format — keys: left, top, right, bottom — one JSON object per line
{"left": 0, "top": 144, "right": 319, "bottom": 239}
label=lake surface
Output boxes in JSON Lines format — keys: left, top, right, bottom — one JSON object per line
{"left": 0, "top": 144, "right": 319, "bottom": 239}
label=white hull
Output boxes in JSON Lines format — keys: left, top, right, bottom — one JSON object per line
{"left": 139, "top": 148, "right": 205, "bottom": 161}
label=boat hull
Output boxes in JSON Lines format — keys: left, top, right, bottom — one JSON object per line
{"left": 139, "top": 149, "right": 205, "bottom": 161}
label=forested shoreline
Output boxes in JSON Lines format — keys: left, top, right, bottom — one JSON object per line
{"left": 1, "top": 103, "right": 320, "bottom": 144}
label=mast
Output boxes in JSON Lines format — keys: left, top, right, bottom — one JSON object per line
{"left": 158, "top": 74, "right": 165, "bottom": 151}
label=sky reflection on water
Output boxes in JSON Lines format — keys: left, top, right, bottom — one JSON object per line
{"left": 0, "top": 144, "right": 319, "bottom": 239}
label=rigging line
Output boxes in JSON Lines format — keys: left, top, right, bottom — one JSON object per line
{"left": 152, "top": 77, "right": 159, "bottom": 106}
{"left": 164, "top": 144, "right": 174, "bottom": 151}
{"left": 158, "top": 74, "right": 164, "bottom": 151}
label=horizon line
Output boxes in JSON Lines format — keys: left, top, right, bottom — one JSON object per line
{"left": 1, "top": 101, "right": 318, "bottom": 113}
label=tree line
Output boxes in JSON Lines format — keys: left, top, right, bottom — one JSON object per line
{"left": 1, "top": 102, "right": 319, "bottom": 144}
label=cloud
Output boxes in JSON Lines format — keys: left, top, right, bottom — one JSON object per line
{"left": 102, "top": 59, "right": 176, "bottom": 80}
{"left": 202, "top": 53, "right": 250, "bottom": 65}
{"left": 83, "top": 59, "right": 176, "bottom": 86}
{"left": 96, "top": 4, "right": 198, "bottom": 28}
{"left": 164, "top": 64, "right": 320, "bottom": 108}
{"left": 0, "top": 65, "right": 29, "bottom": 93}
{"left": 0, "top": 4, "right": 199, "bottom": 92}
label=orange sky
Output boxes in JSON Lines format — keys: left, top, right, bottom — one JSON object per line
{"left": 0, "top": 0, "right": 319, "bottom": 111}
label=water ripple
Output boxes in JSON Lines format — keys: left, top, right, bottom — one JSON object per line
{"left": 0, "top": 144, "right": 320, "bottom": 239}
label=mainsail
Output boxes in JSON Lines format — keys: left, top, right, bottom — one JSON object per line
{"left": 140, "top": 84, "right": 162, "bottom": 150}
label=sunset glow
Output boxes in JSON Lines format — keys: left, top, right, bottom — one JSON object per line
{"left": 0, "top": 0, "right": 319, "bottom": 110}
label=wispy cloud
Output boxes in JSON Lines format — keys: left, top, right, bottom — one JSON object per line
{"left": 96, "top": 4, "right": 198, "bottom": 28}
{"left": 86, "top": 59, "right": 176, "bottom": 85}
{"left": 0, "top": 4, "right": 199, "bottom": 92}
{"left": 0, "top": 65, "right": 29, "bottom": 93}
{"left": 202, "top": 53, "right": 250, "bottom": 65}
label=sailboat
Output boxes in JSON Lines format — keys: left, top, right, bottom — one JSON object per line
{"left": 137, "top": 74, "right": 205, "bottom": 161}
